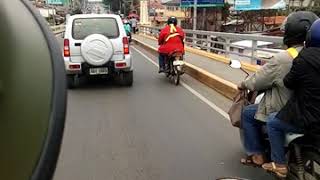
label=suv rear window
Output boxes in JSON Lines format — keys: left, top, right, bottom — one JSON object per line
{"left": 72, "top": 18, "right": 119, "bottom": 40}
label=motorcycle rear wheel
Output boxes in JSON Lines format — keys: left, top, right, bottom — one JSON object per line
{"left": 173, "top": 67, "right": 180, "bottom": 85}
{"left": 288, "top": 148, "right": 320, "bottom": 180}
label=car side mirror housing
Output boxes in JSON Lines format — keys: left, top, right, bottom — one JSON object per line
{"left": 0, "top": 1, "right": 67, "bottom": 180}
{"left": 229, "top": 60, "right": 242, "bottom": 69}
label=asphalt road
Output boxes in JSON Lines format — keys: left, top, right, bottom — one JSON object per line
{"left": 53, "top": 44, "right": 273, "bottom": 180}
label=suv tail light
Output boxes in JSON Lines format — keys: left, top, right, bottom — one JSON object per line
{"left": 64, "top": 39, "right": 70, "bottom": 57}
{"left": 123, "top": 37, "right": 129, "bottom": 55}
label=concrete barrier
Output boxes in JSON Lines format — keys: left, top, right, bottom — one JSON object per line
{"left": 136, "top": 34, "right": 259, "bottom": 73}
{"left": 132, "top": 38, "right": 238, "bottom": 100}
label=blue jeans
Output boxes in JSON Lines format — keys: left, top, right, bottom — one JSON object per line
{"left": 159, "top": 54, "right": 166, "bottom": 69}
{"left": 266, "top": 113, "right": 302, "bottom": 164}
{"left": 242, "top": 104, "right": 266, "bottom": 155}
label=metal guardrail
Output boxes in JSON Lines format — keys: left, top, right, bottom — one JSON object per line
{"left": 139, "top": 25, "right": 284, "bottom": 64}
{"left": 51, "top": 25, "right": 65, "bottom": 35}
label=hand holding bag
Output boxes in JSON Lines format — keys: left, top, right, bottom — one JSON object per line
{"left": 228, "top": 90, "right": 257, "bottom": 128}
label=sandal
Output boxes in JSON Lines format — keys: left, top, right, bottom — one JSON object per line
{"left": 262, "top": 162, "right": 288, "bottom": 178}
{"left": 240, "top": 155, "right": 264, "bottom": 167}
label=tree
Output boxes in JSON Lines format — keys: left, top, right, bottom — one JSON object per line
{"left": 102, "top": 0, "right": 122, "bottom": 13}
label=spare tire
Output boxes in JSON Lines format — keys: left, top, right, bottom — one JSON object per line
{"left": 81, "top": 34, "right": 113, "bottom": 66}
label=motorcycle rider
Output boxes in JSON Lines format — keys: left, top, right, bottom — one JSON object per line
{"left": 158, "top": 17, "right": 185, "bottom": 73}
{"left": 262, "top": 18, "right": 320, "bottom": 178}
{"left": 123, "top": 19, "right": 132, "bottom": 41}
{"left": 238, "top": 11, "right": 318, "bottom": 167}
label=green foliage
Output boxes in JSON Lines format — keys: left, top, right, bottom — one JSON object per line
{"left": 101, "top": 0, "right": 139, "bottom": 14}
{"left": 102, "top": 0, "right": 121, "bottom": 12}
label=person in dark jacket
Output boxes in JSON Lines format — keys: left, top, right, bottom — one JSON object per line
{"left": 262, "top": 19, "right": 320, "bottom": 178}
{"left": 239, "top": 11, "right": 318, "bottom": 168}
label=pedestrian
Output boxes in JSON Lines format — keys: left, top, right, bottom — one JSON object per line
{"left": 130, "top": 17, "right": 138, "bottom": 34}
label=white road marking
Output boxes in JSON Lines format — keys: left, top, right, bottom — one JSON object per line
{"left": 132, "top": 46, "right": 230, "bottom": 120}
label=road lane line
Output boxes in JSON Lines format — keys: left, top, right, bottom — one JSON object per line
{"left": 132, "top": 46, "right": 230, "bottom": 120}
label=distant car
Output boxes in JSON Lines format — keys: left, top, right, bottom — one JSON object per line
{"left": 63, "top": 14, "right": 133, "bottom": 88}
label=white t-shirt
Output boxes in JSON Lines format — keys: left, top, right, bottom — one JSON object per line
{"left": 130, "top": 18, "right": 138, "bottom": 27}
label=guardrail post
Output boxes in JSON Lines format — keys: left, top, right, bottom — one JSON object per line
{"left": 148, "top": 27, "right": 151, "bottom": 36}
{"left": 225, "top": 38, "right": 231, "bottom": 57}
{"left": 193, "top": 33, "right": 197, "bottom": 47}
{"left": 251, "top": 40, "right": 257, "bottom": 64}
{"left": 207, "top": 35, "right": 211, "bottom": 52}
{"left": 143, "top": 27, "right": 146, "bottom": 35}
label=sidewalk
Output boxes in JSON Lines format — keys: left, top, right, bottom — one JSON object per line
{"left": 133, "top": 35, "right": 248, "bottom": 84}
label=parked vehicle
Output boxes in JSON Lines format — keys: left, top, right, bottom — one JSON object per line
{"left": 230, "top": 60, "right": 320, "bottom": 180}
{"left": 63, "top": 14, "right": 133, "bottom": 88}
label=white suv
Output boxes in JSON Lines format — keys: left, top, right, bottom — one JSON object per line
{"left": 63, "top": 14, "right": 133, "bottom": 88}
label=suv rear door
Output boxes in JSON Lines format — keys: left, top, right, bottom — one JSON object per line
{"left": 69, "top": 17, "right": 123, "bottom": 63}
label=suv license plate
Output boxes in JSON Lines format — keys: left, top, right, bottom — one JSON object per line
{"left": 89, "top": 68, "right": 108, "bottom": 75}
{"left": 173, "top": 60, "right": 184, "bottom": 66}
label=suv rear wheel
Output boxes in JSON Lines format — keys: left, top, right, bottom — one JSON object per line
{"left": 116, "top": 71, "right": 133, "bottom": 86}
{"left": 67, "top": 75, "right": 78, "bottom": 89}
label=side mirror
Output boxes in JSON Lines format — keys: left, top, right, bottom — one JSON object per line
{"left": 229, "top": 59, "right": 250, "bottom": 77}
{"left": 0, "top": 1, "right": 66, "bottom": 180}
{"left": 229, "top": 59, "right": 242, "bottom": 69}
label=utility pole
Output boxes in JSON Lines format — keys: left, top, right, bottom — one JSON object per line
{"left": 193, "top": 0, "right": 197, "bottom": 30}
{"left": 193, "top": 0, "right": 197, "bottom": 45}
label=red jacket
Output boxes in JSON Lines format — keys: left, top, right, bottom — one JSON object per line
{"left": 158, "top": 25, "right": 185, "bottom": 54}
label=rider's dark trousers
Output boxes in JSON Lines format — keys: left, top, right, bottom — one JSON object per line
{"left": 159, "top": 53, "right": 166, "bottom": 69}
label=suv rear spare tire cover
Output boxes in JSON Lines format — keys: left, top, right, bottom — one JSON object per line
{"left": 81, "top": 34, "right": 114, "bottom": 66}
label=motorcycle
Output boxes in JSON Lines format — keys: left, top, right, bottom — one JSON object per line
{"left": 229, "top": 60, "right": 320, "bottom": 180}
{"left": 164, "top": 51, "right": 185, "bottom": 85}
{"left": 127, "top": 32, "right": 132, "bottom": 43}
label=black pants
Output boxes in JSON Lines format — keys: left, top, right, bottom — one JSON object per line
{"left": 132, "top": 27, "right": 136, "bottom": 34}
{"left": 159, "top": 53, "right": 166, "bottom": 69}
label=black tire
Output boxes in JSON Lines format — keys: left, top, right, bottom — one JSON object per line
{"left": 174, "top": 66, "right": 180, "bottom": 85}
{"left": 288, "top": 148, "right": 320, "bottom": 180}
{"left": 117, "top": 71, "right": 133, "bottom": 86}
{"left": 67, "top": 75, "right": 75, "bottom": 89}
{"left": 174, "top": 73, "right": 180, "bottom": 85}
{"left": 216, "top": 178, "right": 251, "bottom": 180}
{"left": 302, "top": 150, "right": 320, "bottom": 180}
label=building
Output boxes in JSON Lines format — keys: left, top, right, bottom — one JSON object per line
{"left": 149, "top": 0, "right": 166, "bottom": 26}
{"left": 162, "top": 0, "right": 189, "bottom": 26}
{"left": 149, "top": 0, "right": 189, "bottom": 27}
{"left": 286, "top": 0, "right": 318, "bottom": 7}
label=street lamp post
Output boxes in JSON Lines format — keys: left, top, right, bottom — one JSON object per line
{"left": 193, "top": 0, "right": 197, "bottom": 30}
{"left": 193, "top": 0, "right": 197, "bottom": 45}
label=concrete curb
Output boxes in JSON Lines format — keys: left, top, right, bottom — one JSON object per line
{"left": 132, "top": 38, "right": 238, "bottom": 100}
{"left": 136, "top": 34, "right": 259, "bottom": 73}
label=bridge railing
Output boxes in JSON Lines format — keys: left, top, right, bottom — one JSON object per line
{"left": 139, "top": 25, "right": 284, "bottom": 64}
